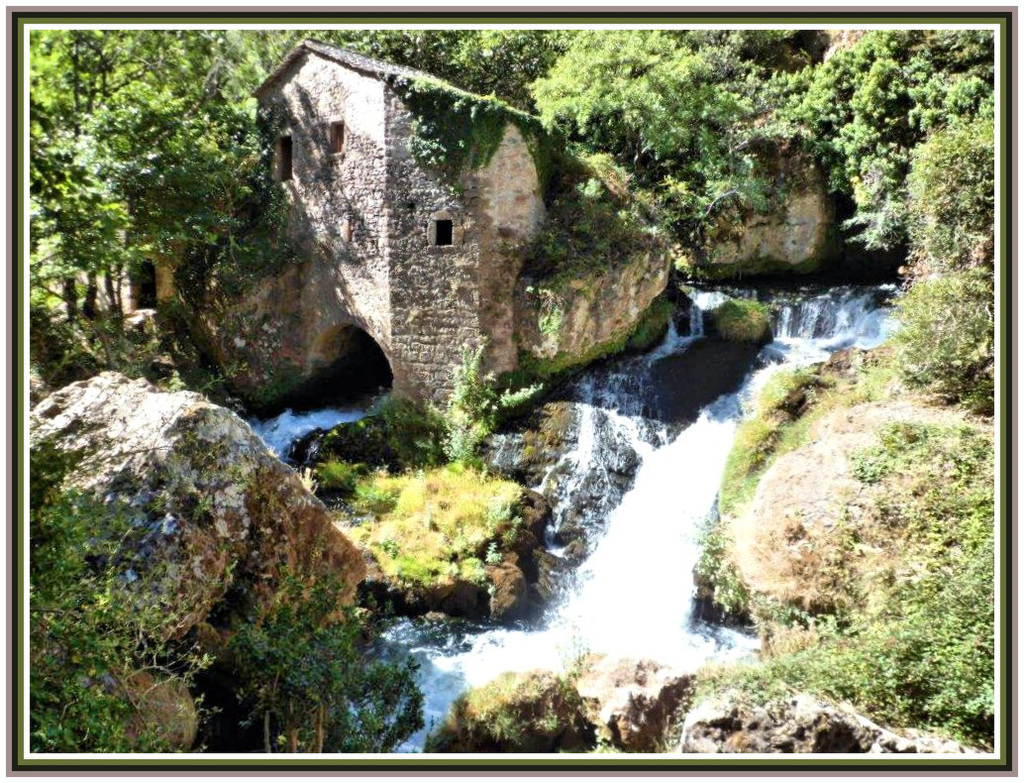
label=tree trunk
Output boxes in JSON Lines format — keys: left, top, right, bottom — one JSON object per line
{"left": 105, "top": 270, "right": 121, "bottom": 320}
{"left": 264, "top": 710, "right": 272, "bottom": 753}
{"left": 82, "top": 274, "right": 98, "bottom": 320}
{"left": 62, "top": 277, "right": 78, "bottom": 322}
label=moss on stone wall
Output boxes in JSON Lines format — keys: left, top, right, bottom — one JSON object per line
{"left": 391, "top": 76, "right": 551, "bottom": 188}
{"left": 506, "top": 294, "right": 672, "bottom": 389}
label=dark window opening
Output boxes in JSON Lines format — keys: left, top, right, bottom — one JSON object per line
{"left": 329, "top": 121, "right": 345, "bottom": 154}
{"left": 434, "top": 219, "right": 453, "bottom": 246}
{"left": 276, "top": 135, "right": 293, "bottom": 181}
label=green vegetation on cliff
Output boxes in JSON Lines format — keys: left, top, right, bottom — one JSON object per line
{"left": 425, "top": 670, "right": 592, "bottom": 753}
{"left": 700, "top": 351, "right": 994, "bottom": 746}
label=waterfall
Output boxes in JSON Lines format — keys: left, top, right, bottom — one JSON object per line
{"left": 251, "top": 282, "right": 898, "bottom": 753}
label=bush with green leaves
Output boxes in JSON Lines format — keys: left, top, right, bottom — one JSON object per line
{"left": 29, "top": 442, "right": 209, "bottom": 752}
{"left": 906, "top": 113, "right": 995, "bottom": 275}
{"left": 229, "top": 572, "right": 423, "bottom": 753}
{"left": 775, "top": 30, "right": 993, "bottom": 251}
{"left": 893, "top": 270, "right": 994, "bottom": 413}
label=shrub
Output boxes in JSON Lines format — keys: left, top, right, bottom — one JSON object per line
{"left": 907, "top": 114, "right": 995, "bottom": 275}
{"left": 892, "top": 269, "right": 994, "bottom": 413}
{"left": 29, "top": 442, "right": 208, "bottom": 752}
{"left": 229, "top": 572, "right": 423, "bottom": 753}
{"left": 706, "top": 298, "right": 772, "bottom": 343}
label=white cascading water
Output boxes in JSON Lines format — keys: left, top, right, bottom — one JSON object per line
{"left": 251, "top": 283, "right": 897, "bottom": 753}
{"left": 250, "top": 406, "right": 366, "bottom": 458}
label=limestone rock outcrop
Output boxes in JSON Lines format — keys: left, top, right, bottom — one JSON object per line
{"left": 729, "top": 396, "right": 968, "bottom": 613}
{"left": 30, "top": 372, "right": 365, "bottom": 641}
{"left": 679, "top": 690, "right": 971, "bottom": 754}
{"left": 514, "top": 251, "right": 670, "bottom": 368}
{"left": 575, "top": 657, "right": 692, "bottom": 752}
{"left": 681, "top": 145, "right": 836, "bottom": 279}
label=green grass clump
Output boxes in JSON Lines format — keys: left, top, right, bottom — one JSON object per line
{"left": 350, "top": 465, "right": 523, "bottom": 588}
{"left": 314, "top": 460, "right": 365, "bottom": 495}
{"left": 717, "top": 367, "right": 824, "bottom": 517}
{"left": 706, "top": 298, "right": 772, "bottom": 343}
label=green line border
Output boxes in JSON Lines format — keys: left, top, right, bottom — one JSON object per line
{"left": 9, "top": 8, "right": 1015, "bottom": 774}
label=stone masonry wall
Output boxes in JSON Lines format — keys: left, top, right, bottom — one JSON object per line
{"left": 246, "top": 52, "right": 394, "bottom": 370}
{"left": 384, "top": 95, "right": 544, "bottom": 398}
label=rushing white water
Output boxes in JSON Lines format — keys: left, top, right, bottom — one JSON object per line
{"left": 246, "top": 283, "right": 897, "bottom": 753}
{"left": 385, "top": 284, "right": 896, "bottom": 751}
{"left": 250, "top": 406, "right": 365, "bottom": 458}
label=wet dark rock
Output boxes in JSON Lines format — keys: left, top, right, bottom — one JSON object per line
{"left": 651, "top": 339, "right": 761, "bottom": 427}
{"left": 483, "top": 401, "right": 578, "bottom": 487}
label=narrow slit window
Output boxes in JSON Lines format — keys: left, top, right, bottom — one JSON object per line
{"left": 276, "top": 135, "right": 293, "bottom": 181}
{"left": 329, "top": 121, "right": 345, "bottom": 155}
{"left": 433, "top": 219, "right": 454, "bottom": 246}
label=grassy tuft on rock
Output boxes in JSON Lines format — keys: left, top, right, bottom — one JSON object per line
{"left": 706, "top": 298, "right": 772, "bottom": 343}
{"left": 349, "top": 465, "right": 524, "bottom": 589}
{"left": 425, "top": 670, "right": 592, "bottom": 753}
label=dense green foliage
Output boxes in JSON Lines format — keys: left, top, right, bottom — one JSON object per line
{"left": 29, "top": 442, "right": 208, "bottom": 752}
{"left": 893, "top": 110, "right": 995, "bottom": 413}
{"left": 775, "top": 30, "right": 993, "bottom": 251}
{"left": 893, "top": 270, "right": 994, "bottom": 413}
{"left": 229, "top": 573, "right": 423, "bottom": 752}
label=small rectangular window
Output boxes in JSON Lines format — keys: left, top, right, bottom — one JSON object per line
{"left": 434, "top": 219, "right": 453, "bottom": 246}
{"left": 276, "top": 135, "right": 293, "bottom": 181}
{"left": 329, "top": 121, "right": 345, "bottom": 155}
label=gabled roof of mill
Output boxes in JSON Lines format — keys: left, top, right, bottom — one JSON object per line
{"left": 254, "top": 39, "right": 437, "bottom": 97}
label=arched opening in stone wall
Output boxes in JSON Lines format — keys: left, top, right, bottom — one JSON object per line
{"left": 290, "top": 324, "right": 393, "bottom": 409}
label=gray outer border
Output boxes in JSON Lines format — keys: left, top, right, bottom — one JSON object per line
{"left": 5, "top": 5, "right": 1017, "bottom": 777}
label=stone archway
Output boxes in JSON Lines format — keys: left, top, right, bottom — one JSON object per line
{"left": 291, "top": 323, "right": 393, "bottom": 408}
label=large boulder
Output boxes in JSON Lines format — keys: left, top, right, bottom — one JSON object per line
{"left": 575, "top": 657, "right": 692, "bottom": 752}
{"left": 426, "top": 670, "right": 594, "bottom": 753}
{"left": 679, "top": 690, "right": 970, "bottom": 753}
{"left": 729, "top": 397, "right": 967, "bottom": 613}
{"left": 514, "top": 252, "right": 670, "bottom": 372}
{"left": 30, "top": 372, "right": 366, "bottom": 641}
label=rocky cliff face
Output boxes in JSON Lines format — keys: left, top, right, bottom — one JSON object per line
{"left": 30, "top": 372, "right": 365, "bottom": 642}
{"left": 514, "top": 249, "right": 670, "bottom": 371}
{"left": 680, "top": 145, "right": 837, "bottom": 279}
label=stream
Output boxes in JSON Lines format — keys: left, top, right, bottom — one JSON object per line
{"left": 251, "top": 282, "right": 897, "bottom": 753}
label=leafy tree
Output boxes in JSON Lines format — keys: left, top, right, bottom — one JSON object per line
{"left": 229, "top": 573, "right": 423, "bottom": 753}
{"left": 776, "top": 30, "right": 994, "bottom": 250}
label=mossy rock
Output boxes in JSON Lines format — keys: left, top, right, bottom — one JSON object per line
{"left": 706, "top": 299, "right": 773, "bottom": 344}
{"left": 425, "top": 670, "right": 594, "bottom": 753}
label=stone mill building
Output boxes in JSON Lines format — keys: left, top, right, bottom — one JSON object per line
{"left": 237, "top": 40, "right": 546, "bottom": 401}
{"left": 182, "top": 40, "right": 668, "bottom": 407}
